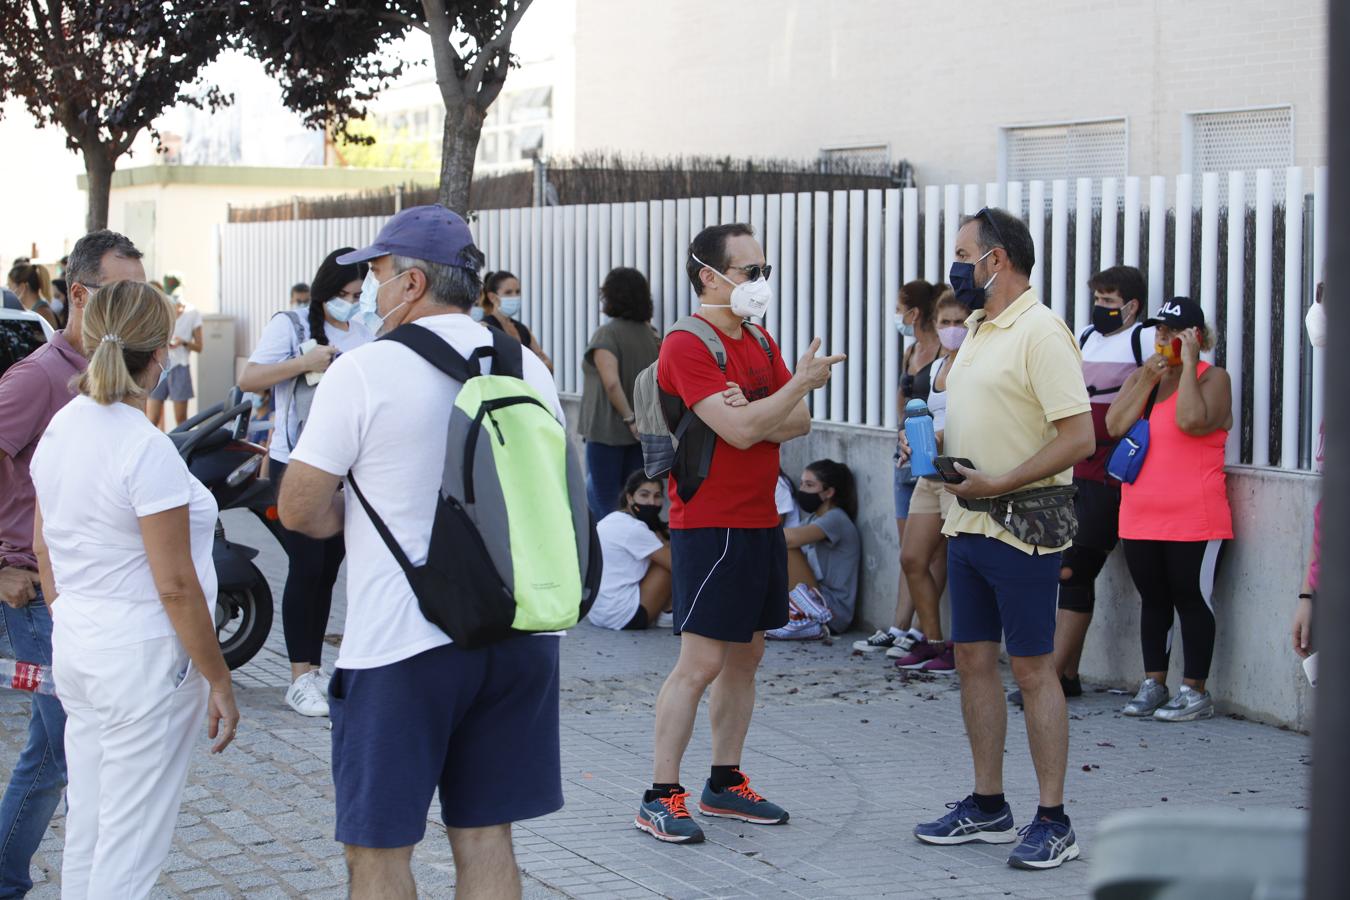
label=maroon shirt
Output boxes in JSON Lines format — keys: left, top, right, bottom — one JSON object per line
{"left": 0, "top": 331, "right": 86, "bottom": 570}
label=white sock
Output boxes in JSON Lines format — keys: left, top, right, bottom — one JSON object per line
{"left": 908, "top": 628, "right": 925, "bottom": 642}
{"left": 888, "top": 627, "right": 906, "bottom": 639}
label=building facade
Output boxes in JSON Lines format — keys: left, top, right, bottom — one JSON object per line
{"left": 571, "top": 0, "right": 1327, "bottom": 191}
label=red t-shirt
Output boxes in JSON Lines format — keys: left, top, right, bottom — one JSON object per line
{"left": 656, "top": 317, "right": 793, "bottom": 529}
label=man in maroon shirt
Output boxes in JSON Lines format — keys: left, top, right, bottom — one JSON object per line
{"left": 0, "top": 231, "right": 144, "bottom": 895}
{"left": 635, "top": 224, "right": 843, "bottom": 844}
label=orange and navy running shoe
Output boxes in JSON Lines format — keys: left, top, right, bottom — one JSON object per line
{"left": 635, "top": 789, "right": 705, "bottom": 843}
{"left": 697, "top": 772, "right": 789, "bottom": 825}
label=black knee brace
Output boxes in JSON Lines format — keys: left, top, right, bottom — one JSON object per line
{"left": 1057, "top": 545, "right": 1110, "bottom": 613}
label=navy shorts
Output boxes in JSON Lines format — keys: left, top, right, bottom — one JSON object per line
{"left": 671, "top": 527, "right": 788, "bottom": 643}
{"left": 329, "top": 636, "right": 562, "bottom": 847}
{"left": 947, "top": 534, "right": 1061, "bottom": 657}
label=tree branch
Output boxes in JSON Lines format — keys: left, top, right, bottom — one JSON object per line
{"left": 464, "top": 0, "right": 533, "bottom": 98}
{"left": 421, "top": 0, "right": 465, "bottom": 108}
{"left": 379, "top": 9, "right": 428, "bottom": 34}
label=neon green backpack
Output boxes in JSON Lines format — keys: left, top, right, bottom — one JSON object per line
{"left": 347, "top": 325, "right": 600, "bottom": 648}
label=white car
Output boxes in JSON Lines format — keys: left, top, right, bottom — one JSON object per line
{"left": 0, "top": 306, "right": 53, "bottom": 377}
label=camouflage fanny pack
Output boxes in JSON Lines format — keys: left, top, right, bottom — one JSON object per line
{"left": 959, "top": 485, "right": 1078, "bottom": 548}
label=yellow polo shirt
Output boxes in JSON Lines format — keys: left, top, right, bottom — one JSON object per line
{"left": 941, "top": 289, "right": 1091, "bottom": 554}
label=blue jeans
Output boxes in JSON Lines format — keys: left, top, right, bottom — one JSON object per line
{"left": 585, "top": 441, "right": 645, "bottom": 523}
{"left": 0, "top": 592, "right": 66, "bottom": 898}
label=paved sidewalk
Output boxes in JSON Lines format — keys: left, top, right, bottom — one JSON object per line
{"left": 0, "top": 509, "right": 1310, "bottom": 898}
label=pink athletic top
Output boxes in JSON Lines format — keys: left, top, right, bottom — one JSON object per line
{"left": 1119, "top": 361, "right": 1233, "bottom": 542}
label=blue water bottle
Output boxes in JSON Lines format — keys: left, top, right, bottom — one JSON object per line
{"left": 904, "top": 399, "right": 938, "bottom": 477}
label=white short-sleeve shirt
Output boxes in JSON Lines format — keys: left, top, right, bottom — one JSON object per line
{"left": 289, "top": 313, "right": 564, "bottom": 670}
{"left": 589, "top": 511, "right": 665, "bottom": 630}
{"left": 248, "top": 311, "right": 373, "bottom": 463}
{"left": 31, "top": 396, "right": 218, "bottom": 649}
{"left": 168, "top": 304, "right": 203, "bottom": 368}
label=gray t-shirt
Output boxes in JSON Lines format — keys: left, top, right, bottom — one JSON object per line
{"left": 803, "top": 507, "right": 861, "bottom": 630}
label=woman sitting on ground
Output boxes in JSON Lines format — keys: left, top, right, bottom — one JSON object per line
{"left": 784, "top": 459, "right": 862, "bottom": 632}
{"left": 587, "top": 471, "right": 674, "bottom": 631}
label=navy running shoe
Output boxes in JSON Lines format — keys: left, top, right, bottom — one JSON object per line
{"left": 635, "top": 790, "right": 705, "bottom": 844}
{"left": 914, "top": 795, "right": 1017, "bottom": 845}
{"left": 698, "top": 773, "right": 789, "bottom": 824}
{"left": 1007, "top": 817, "right": 1080, "bottom": 869}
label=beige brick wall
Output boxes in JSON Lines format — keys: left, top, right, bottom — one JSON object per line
{"left": 572, "top": 0, "right": 1326, "bottom": 184}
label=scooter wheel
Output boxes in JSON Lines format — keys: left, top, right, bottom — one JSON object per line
{"left": 216, "top": 564, "right": 274, "bottom": 670}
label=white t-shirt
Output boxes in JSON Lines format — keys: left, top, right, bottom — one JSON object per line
{"left": 589, "top": 511, "right": 665, "bottom": 630}
{"left": 1080, "top": 323, "right": 1156, "bottom": 403}
{"left": 290, "top": 313, "right": 564, "bottom": 669}
{"left": 774, "top": 474, "right": 800, "bottom": 528}
{"left": 168, "top": 304, "right": 203, "bottom": 368}
{"left": 31, "top": 396, "right": 218, "bottom": 650}
{"left": 248, "top": 311, "right": 373, "bottom": 463}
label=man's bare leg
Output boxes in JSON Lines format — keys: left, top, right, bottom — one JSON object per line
{"left": 346, "top": 845, "right": 415, "bottom": 900}
{"left": 652, "top": 632, "right": 729, "bottom": 783}
{"left": 448, "top": 823, "right": 521, "bottom": 900}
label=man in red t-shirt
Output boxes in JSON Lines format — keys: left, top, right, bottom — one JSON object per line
{"left": 635, "top": 223, "right": 843, "bottom": 844}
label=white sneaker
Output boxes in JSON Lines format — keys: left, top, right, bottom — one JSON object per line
{"left": 286, "top": 670, "right": 330, "bottom": 717}
{"left": 313, "top": 668, "right": 332, "bottom": 693}
{"left": 654, "top": 611, "right": 674, "bottom": 628}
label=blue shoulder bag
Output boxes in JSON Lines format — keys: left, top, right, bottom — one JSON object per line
{"left": 1105, "top": 383, "right": 1161, "bottom": 484}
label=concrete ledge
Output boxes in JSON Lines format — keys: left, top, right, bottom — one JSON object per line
{"left": 559, "top": 395, "right": 1318, "bottom": 731}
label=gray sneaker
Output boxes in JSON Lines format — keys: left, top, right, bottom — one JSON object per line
{"left": 1121, "top": 678, "right": 1169, "bottom": 717}
{"left": 1153, "top": 685, "right": 1214, "bottom": 722}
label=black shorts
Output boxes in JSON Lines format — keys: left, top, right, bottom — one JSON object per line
{"left": 670, "top": 527, "right": 789, "bottom": 643}
{"left": 1072, "top": 477, "right": 1121, "bottom": 552}
{"left": 329, "top": 637, "right": 562, "bottom": 847}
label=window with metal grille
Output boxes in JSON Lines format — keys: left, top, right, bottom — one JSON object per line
{"left": 1184, "top": 106, "right": 1293, "bottom": 203}
{"left": 1000, "top": 119, "right": 1128, "bottom": 206}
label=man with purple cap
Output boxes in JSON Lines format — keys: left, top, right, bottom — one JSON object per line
{"left": 278, "top": 205, "right": 565, "bottom": 899}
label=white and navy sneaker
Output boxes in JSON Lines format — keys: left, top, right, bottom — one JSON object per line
{"left": 885, "top": 630, "right": 924, "bottom": 659}
{"left": 853, "top": 629, "right": 900, "bottom": 653}
{"left": 1007, "top": 817, "right": 1080, "bottom": 870}
{"left": 914, "top": 795, "right": 1017, "bottom": 845}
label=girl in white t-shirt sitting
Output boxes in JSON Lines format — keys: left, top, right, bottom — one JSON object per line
{"left": 588, "top": 471, "right": 673, "bottom": 631}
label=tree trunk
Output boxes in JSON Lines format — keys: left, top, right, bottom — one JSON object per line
{"left": 83, "top": 147, "right": 115, "bottom": 232}
{"left": 438, "top": 99, "right": 485, "bottom": 214}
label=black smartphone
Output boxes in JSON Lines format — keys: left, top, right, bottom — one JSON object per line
{"left": 933, "top": 456, "right": 975, "bottom": 484}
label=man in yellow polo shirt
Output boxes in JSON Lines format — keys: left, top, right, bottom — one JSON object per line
{"left": 911, "top": 208, "right": 1094, "bottom": 871}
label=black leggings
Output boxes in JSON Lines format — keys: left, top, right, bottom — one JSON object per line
{"left": 271, "top": 461, "right": 345, "bottom": 666}
{"left": 1122, "top": 538, "right": 1226, "bottom": 681}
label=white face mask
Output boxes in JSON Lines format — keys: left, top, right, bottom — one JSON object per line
{"left": 1305, "top": 301, "right": 1327, "bottom": 349}
{"left": 692, "top": 253, "right": 773, "bottom": 319}
{"left": 356, "top": 269, "right": 410, "bottom": 334}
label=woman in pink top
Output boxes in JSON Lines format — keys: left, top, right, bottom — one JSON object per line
{"left": 1106, "top": 297, "right": 1233, "bottom": 723}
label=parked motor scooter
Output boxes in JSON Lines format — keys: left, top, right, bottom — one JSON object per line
{"left": 170, "top": 391, "right": 283, "bottom": 670}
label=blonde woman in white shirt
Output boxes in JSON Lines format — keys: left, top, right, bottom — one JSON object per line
{"left": 31, "top": 280, "right": 238, "bottom": 899}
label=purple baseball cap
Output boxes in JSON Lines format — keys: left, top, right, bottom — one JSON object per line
{"left": 337, "top": 205, "right": 479, "bottom": 271}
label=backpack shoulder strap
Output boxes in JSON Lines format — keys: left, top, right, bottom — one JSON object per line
{"left": 279, "top": 309, "right": 306, "bottom": 348}
{"left": 379, "top": 323, "right": 479, "bottom": 383}
{"left": 1130, "top": 324, "right": 1145, "bottom": 366}
{"left": 484, "top": 327, "right": 525, "bottom": 379}
{"left": 346, "top": 473, "right": 416, "bottom": 577}
{"left": 668, "top": 315, "right": 728, "bottom": 373}
{"left": 1079, "top": 326, "right": 1093, "bottom": 349}
{"left": 744, "top": 322, "right": 775, "bottom": 364}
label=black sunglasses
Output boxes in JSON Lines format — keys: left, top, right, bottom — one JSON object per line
{"left": 727, "top": 263, "right": 772, "bottom": 282}
{"left": 974, "top": 207, "right": 1007, "bottom": 252}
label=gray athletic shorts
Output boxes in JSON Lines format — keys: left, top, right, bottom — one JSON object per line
{"left": 150, "top": 364, "right": 194, "bottom": 402}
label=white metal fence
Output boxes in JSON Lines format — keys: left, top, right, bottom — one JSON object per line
{"left": 218, "top": 168, "right": 1328, "bottom": 471}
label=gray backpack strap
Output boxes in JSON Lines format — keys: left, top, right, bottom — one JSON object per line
{"left": 668, "top": 316, "right": 727, "bottom": 373}
{"left": 280, "top": 309, "right": 306, "bottom": 352}
{"left": 744, "top": 322, "right": 775, "bottom": 364}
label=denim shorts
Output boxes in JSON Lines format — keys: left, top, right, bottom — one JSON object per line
{"left": 893, "top": 464, "right": 918, "bottom": 520}
{"left": 329, "top": 636, "right": 563, "bottom": 847}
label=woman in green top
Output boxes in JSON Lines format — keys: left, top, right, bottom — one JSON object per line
{"left": 580, "top": 267, "right": 661, "bottom": 521}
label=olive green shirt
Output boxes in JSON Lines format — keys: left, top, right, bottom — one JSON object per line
{"left": 580, "top": 319, "right": 660, "bottom": 445}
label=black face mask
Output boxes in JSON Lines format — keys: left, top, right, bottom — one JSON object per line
{"left": 795, "top": 489, "right": 824, "bottom": 515}
{"left": 631, "top": 503, "right": 664, "bottom": 529}
{"left": 1092, "top": 304, "right": 1128, "bottom": 335}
